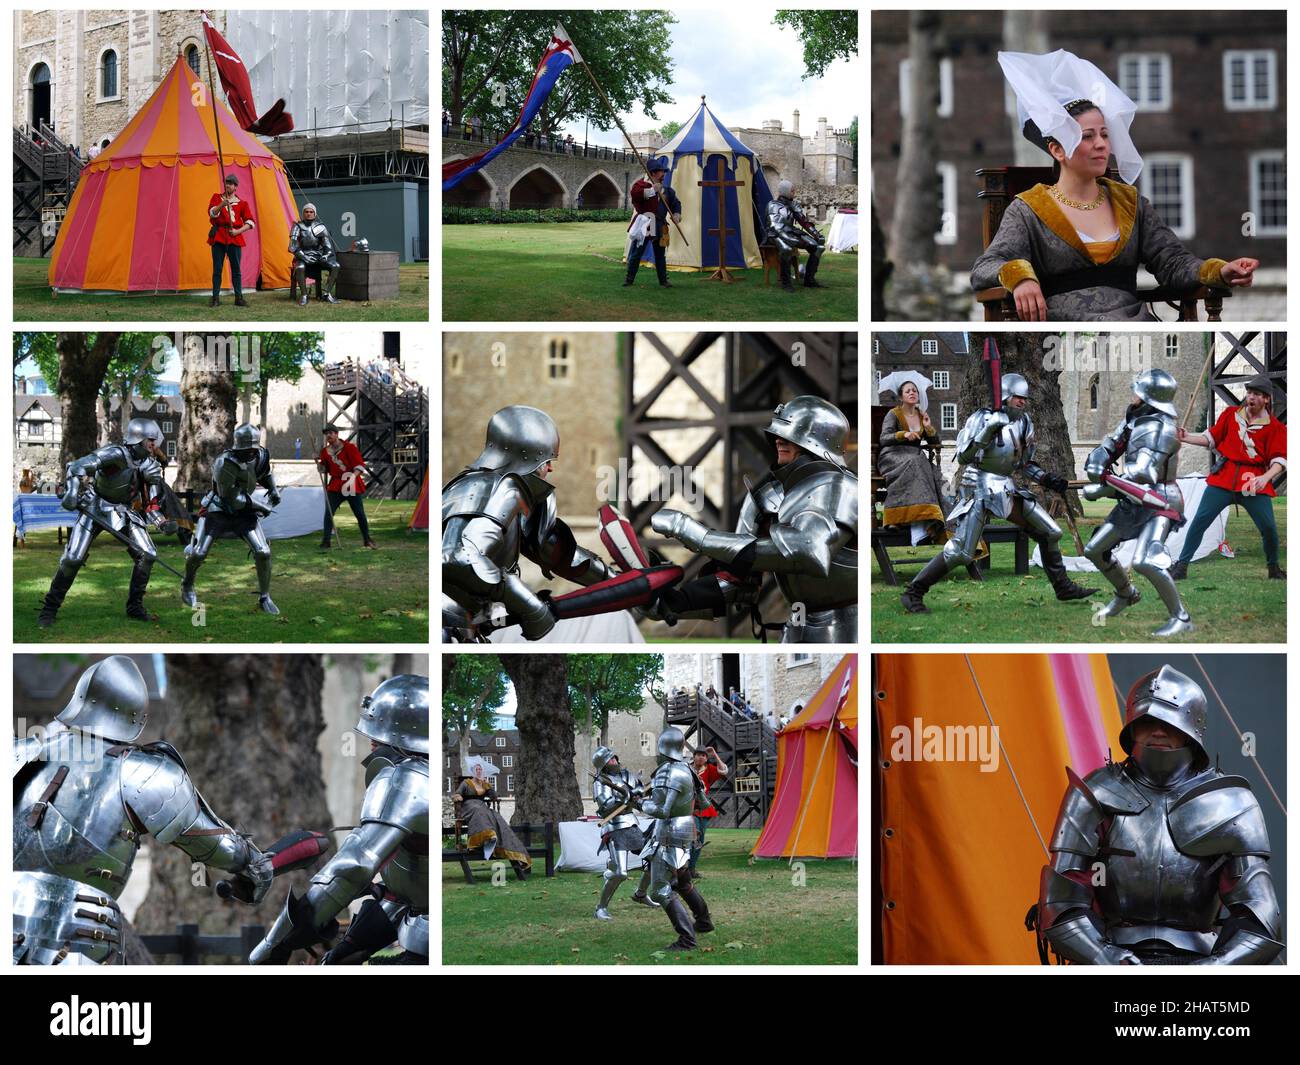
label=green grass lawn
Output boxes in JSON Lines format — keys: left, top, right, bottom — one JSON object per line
{"left": 442, "top": 222, "right": 858, "bottom": 322}
{"left": 14, "top": 504, "right": 428, "bottom": 643}
{"left": 872, "top": 497, "right": 1287, "bottom": 644}
{"left": 442, "top": 829, "right": 857, "bottom": 966}
{"left": 13, "top": 258, "right": 429, "bottom": 321}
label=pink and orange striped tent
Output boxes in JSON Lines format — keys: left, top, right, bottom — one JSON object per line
{"left": 49, "top": 55, "right": 297, "bottom": 293}
{"left": 875, "top": 653, "right": 1125, "bottom": 964}
{"left": 752, "top": 654, "right": 858, "bottom": 860}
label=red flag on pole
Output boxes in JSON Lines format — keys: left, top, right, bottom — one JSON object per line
{"left": 201, "top": 11, "right": 294, "bottom": 136}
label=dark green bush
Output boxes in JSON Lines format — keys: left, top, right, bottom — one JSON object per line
{"left": 442, "top": 207, "right": 628, "bottom": 225}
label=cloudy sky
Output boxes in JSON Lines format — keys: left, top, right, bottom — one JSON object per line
{"left": 558, "top": 9, "right": 862, "bottom": 143}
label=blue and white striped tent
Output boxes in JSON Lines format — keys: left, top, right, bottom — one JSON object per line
{"left": 638, "top": 99, "right": 775, "bottom": 271}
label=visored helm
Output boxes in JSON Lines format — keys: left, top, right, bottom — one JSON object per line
{"left": 655, "top": 727, "right": 687, "bottom": 766}
{"left": 592, "top": 745, "right": 618, "bottom": 773}
{"left": 356, "top": 674, "right": 429, "bottom": 755}
{"left": 470, "top": 406, "right": 559, "bottom": 478}
{"left": 55, "top": 655, "right": 149, "bottom": 743}
{"left": 765, "top": 396, "right": 849, "bottom": 469}
{"left": 1119, "top": 665, "right": 1209, "bottom": 774}
{"left": 1134, "top": 368, "right": 1178, "bottom": 418}
{"left": 232, "top": 423, "right": 262, "bottom": 450}
{"left": 124, "top": 418, "right": 163, "bottom": 459}
{"left": 1001, "top": 373, "right": 1031, "bottom": 420}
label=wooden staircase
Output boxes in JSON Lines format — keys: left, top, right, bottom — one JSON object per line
{"left": 665, "top": 685, "right": 778, "bottom": 829}
{"left": 14, "top": 122, "right": 83, "bottom": 257}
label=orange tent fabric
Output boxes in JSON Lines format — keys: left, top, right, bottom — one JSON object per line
{"left": 49, "top": 55, "right": 297, "bottom": 292}
{"left": 875, "top": 653, "right": 1124, "bottom": 964}
{"left": 408, "top": 468, "right": 429, "bottom": 531}
{"left": 752, "top": 654, "right": 858, "bottom": 859}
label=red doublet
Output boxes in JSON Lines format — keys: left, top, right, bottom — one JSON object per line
{"left": 627, "top": 177, "right": 662, "bottom": 229}
{"left": 207, "top": 194, "right": 255, "bottom": 246}
{"left": 320, "top": 441, "right": 367, "bottom": 494}
{"left": 1205, "top": 405, "right": 1287, "bottom": 496}
{"left": 696, "top": 763, "right": 723, "bottom": 818}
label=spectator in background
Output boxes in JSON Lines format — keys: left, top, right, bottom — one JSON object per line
{"left": 688, "top": 746, "right": 729, "bottom": 879}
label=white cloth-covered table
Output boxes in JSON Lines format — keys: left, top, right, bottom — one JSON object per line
{"left": 1033, "top": 474, "right": 1229, "bottom": 572}
{"left": 555, "top": 817, "right": 654, "bottom": 873}
{"left": 826, "top": 210, "right": 859, "bottom": 252}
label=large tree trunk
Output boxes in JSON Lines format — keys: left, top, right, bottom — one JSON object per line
{"left": 175, "top": 333, "right": 238, "bottom": 493}
{"left": 133, "top": 655, "right": 333, "bottom": 952}
{"left": 871, "top": 197, "right": 893, "bottom": 321}
{"left": 57, "top": 332, "right": 119, "bottom": 469}
{"left": 962, "top": 333, "right": 1081, "bottom": 516}
{"left": 501, "top": 656, "right": 582, "bottom": 826}
{"left": 1003, "top": 11, "right": 1050, "bottom": 166}
{"left": 889, "top": 11, "right": 943, "bottom": 265}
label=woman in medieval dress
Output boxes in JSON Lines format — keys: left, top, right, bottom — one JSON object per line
{"left": 877, "top": 380, "right": 949, "bottom": 545}
{"left": 454, "top": 763, "right": 533, "bottom": 879}
{"left": 971, "top": 50, "right": 1258, "bottom": 323}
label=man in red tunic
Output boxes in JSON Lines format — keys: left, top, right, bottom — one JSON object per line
{"left": 687, "top": 745, "right": 729, "bottom": 879}
{"left": 624, "top": 163, "right": 682, "bottom": 288}
{"left": 1173, "top": 375, "right": 1286, "bottom": 579}
{"left": 207, "top": 173, "right": 254, "bottom": 307}
{"left": 318, "top": 426, "right": 378, "bottom": 549}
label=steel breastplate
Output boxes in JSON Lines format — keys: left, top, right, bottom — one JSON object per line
{"left": 92, "top": 461, "right": 138, "bottom": 506}
{"left": 1095, "top": 778, "right": 1223, "bottom": 936}
{"left": 976, "top": 420, "right": 1028, "bottom": 477}
{"left": 13, "top": 733, "right": 138, "bottom": 898}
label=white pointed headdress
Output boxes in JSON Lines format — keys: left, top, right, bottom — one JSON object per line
{"left": 998, "top": 49, "right": 1143, "bottom": 183}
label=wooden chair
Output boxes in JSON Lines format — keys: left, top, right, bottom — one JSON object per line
{"left": 975, "top": 166, "right": 1227, "bottom": 323}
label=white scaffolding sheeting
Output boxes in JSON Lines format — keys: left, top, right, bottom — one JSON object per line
{"left": 226, "top": 9, "right": 430, "bottom": 135}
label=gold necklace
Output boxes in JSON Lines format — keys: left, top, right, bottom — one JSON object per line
{"left": 1051, "top": 184, "right": 1106, "bottom": 210}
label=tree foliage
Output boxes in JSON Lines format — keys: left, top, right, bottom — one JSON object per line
{"left": 568, "top": 653, "right": 662, "bottom": 742}
{"left": 774, "top": 9, "right": 859, "bottom": 79}
{"left": 442, "top": 653, "right": 509, "bottom": 772}
{"left": 443, "top": 10, "right": 677, "bottom": 138}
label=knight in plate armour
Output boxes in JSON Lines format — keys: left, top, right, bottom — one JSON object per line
{"left": 182, "top": 423, "right": 282, "bottom": 616}
{"left": 13, "top": 656, "right": 272, "bottom": 965}
{"left": 442, "top": 405, "right": 630, "bottom": 641}
{"left": 901, "top": 373, "right": 1097, "bottom": 614}
{"left": 1037, "top": 665, "right": 1283, "bottom": 965}
{"left": 651, "top": 395, "right": 858, "bottom": 643}
{"left": 634, "top": 728, "right": 714, "bottom": 951}
{"left": 288, "top": 203, "right": 340, "bottom": 306}
{"left": 38, "top": 417, "right": 172, "bottom": 628}
{"left": 1082, "top": 368, "right": 1194, "bottom": 637}
{"left": 590, "top": 745, "right": 657, "bottom": 919}
{"left": 767, "top": 180, "right": 826, "bottom": 291}
{"left": 250, "top": 674, "right": 429, "bottom": 964}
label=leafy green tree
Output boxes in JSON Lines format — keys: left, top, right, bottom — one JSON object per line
{"left": 443, "top": 10, "right": 677, "bottom": 138}
{"left": 443, "top": 654, "right": 509, "bottom": 774}
{"left": 774, "top": 10, "right": 859, "bottom": 79}
{"left": 15, "top": 333, "right": 122, "bottom": 468}
{"left": 100, "top": 333, "right": 166, "bottom": 443}
{"left": 568, "top": 653, "right": 662, "bottom": 773}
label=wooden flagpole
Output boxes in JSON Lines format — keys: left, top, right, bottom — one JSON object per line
{"left": 200, "top": 14, "right": 228, "bottom": 186}
{"left": 570, "top": 39, "right": 689, "bottom": 247}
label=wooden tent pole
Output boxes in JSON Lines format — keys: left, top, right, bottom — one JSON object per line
{"left": 785, "top": 678, "right": 846, "bottom": 866}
